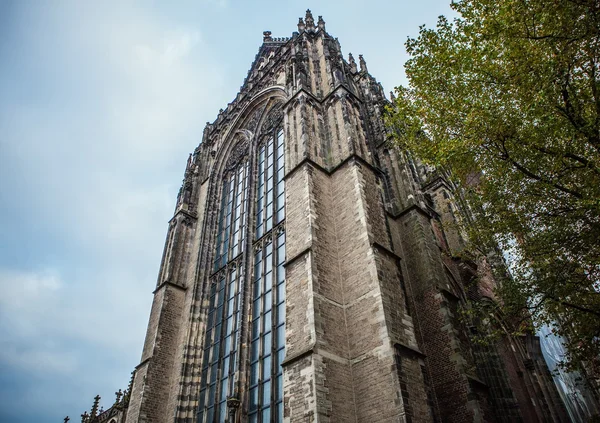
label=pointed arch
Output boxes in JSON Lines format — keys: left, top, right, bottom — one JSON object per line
{"left": 197, "top": 89, "right": 287, "bottom": 423}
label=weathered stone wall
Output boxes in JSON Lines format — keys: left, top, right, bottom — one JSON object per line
{"left": 126, "top": 284, "right": 186, "bottom": 423}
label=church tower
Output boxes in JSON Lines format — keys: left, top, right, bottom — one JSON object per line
{"left": 115, "top": 11, "right": 568, "bottom": 423}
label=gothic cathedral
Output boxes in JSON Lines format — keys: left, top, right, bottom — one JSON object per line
{"left": 79, "top": 10, "right": 569, "bottom": 423}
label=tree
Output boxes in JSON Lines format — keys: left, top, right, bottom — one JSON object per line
{"left": 387, "top": 0, "right": 600, "bottom": 376}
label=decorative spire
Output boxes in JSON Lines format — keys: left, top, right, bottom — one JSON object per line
{"left": 297, "top": 17, "right": 305, "bottom": 33}
{"left": 128, "top": 371, "right": 135, "bottom": 393}
{"left": 359, "top": 54, "right": 368, "bottom": 72}
{"left": 348, "top": 53, "right": 358, "bottom": 73}
{"left": 64, "top": 417, "right": 70, "bottom": 423}
{"left": 123, "top": 370, "right": 135, "bottom": 406}
{"left": 390, "top": 91, "right": 396, "bottom": 101}
{"left": 305, "top": 9, "right": 315, "bottom": 28}
{"left": 80, "top": 411, "right": 89, "bottom": 423}
{"left": 263, "top": 31, "right": 272, "bottom": 42}
{"left": 90, "top": 395, "right": 101, "bottom": 417}
{"left": 317, "top": 16, "right": 326, "bottom": 31}
{"left": 115, "top": 388, "right": 123, "bottom": 404}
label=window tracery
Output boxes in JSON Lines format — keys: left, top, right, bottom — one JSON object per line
{"left": 198, "top": 105, "right": 286, "bottom": 423}
{"left": 248, "top": 127, "right": 285, "bottom": 423}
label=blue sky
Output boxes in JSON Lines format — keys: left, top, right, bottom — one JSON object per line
{"left": 0, "top": 1, "right": 455, "bottom": 421}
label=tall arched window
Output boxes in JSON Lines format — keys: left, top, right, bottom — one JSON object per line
{"left": 197, "top": 107, "right": 285, "bottom": 423}
{"left": 248, "top": 128, "right": 285, "bottom": 423}
{"left": 199, "top": 159, "right": 249, "bottom": 423}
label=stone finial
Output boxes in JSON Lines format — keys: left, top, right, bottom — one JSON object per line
{"left": 263, "top": 31, "right": 272, "bottom": 42}
{"left": 349, "top": 53, "right": 358, "bottom": 73}
{"left": 64, "top": 417, "right": 70, "bottom": 423}
{"left": 297, "top": 17, "right": 305, "bottom": 33}
{"left": 115, "top": 389, "right": 123, "bottom": 403}
{"left": 90, "top": 395, "right": 101, "bottom": 417}
{"left": 390, "top": 90, "right": 396, "bottom": 101}
{"left": 305, "top": 9, "right": 315, "bottom": 28}
{"left": 128, "top": 371, "right": 135, "bottom": 392}
{"left": 80, "top": 411, "right": 89, "bottom": 423}
{"left": 123, "top": 370, "right": 135, "bottom": 405}
{"left": 359, "top": 54, "right": 368, "bottom": 72}
{"left": 317, "top": 16, "right": 326, "bottom": 31}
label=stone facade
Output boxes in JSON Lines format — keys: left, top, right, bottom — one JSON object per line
{"left": 82, "top": 10, "right": 570, "bottom": 423}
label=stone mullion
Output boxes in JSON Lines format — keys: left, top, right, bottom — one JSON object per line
{"left": 184, "top": 172, "right": 230, "bottom": 422}
{"left": 221, "top": 173, "right": 235, "bottom": 270}
{"left": 235, "top": 128, "right": 261, "bottom": 422}
{"left": 196, "top": 154, "right": 255, "bottom": 421}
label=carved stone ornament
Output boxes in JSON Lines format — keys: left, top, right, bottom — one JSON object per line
{"left": 225, "top": 138, "right": 249, "bottom": 172}
{"left": 276, "top": 224, "right": 285, "bottom": 235}
{"left": 261, "top": 104, "right": 284, "bottom": 134}
{"left": 246, "top": 104, "right": 267, "bottom": 133}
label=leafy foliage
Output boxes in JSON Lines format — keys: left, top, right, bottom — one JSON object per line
{"left": 387, "top": 0, "right": 600, "bottom": 375}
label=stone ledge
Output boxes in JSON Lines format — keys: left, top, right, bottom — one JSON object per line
{"left": 135, "top": 357, "right": 152, "bottom": 370}
{"left": 394, "top": 342, "right": 426, "bottom": 359}
{"left": 282, "top": 82, "right": 363, "bottom": 110}
{"left": 285, "top": 153, "right": 386, "bottom": 183}
{"left": 372, "top": 241, "right": 402, "bottom": 261}
{"left": 387, "top": 203, "right": 433, "bottom": 221}
{"left": 467, "top": 374, "right": 489, "bottom": 391}
{"left": 284, "top": 246, "right": 311, "bottom": 268}
{"left": 421, "top": 175, "right": 453, "bottom": 193}
{"left": 439, "top": 286, "right": 461, "bottom": 301}
{"left": 321, "top": 82, "right": 363, "bottom": 106}
{"left": 153, "top": 281, "right": 188, "bottom": 294}
{"left": 169, "top": 208, "right": 198, "bottom": 223}
{"left": 281, "top": 345, "right": 315, "bottom": 367}
{"left": 282, "top": 87, "right": 321, "bottom": 109}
